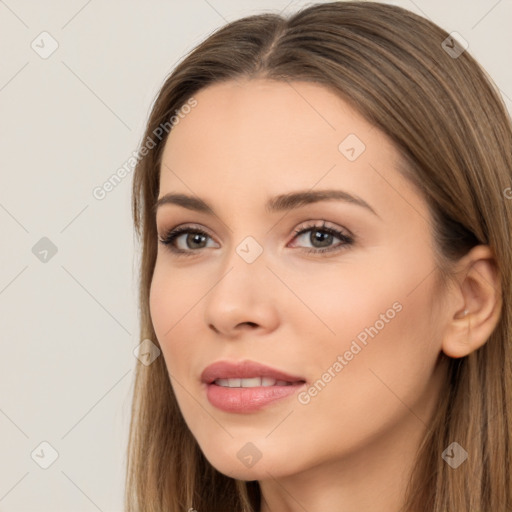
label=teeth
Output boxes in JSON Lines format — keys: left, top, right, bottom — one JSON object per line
{"left": 241, "top": 377, "right": 263, "bottom": 387}
{"left": 214, "top": 377, "right": 293, "bottom": 388}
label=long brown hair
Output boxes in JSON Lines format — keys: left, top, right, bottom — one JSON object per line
{"left": 127, "top": 2, "right": 512, "bottom": 510}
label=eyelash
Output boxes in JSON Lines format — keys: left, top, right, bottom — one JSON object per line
{"left": 158, "top": 221, "right": 354, "bottom": 257}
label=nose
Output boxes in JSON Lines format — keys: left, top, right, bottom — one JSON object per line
{"left": 203, "top": 247, "right": 280, "bottom": 338}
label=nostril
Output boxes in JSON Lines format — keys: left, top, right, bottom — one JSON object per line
{"left": 208, "top": 321, "right": 258, "bottom": 333}
{"left": 240, "top": 322, "right": 258, "bottom": 328}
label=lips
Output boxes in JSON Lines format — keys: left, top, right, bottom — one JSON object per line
{"left": 201, "top": 360, "right": 307, "bottom": 413}
{"left": 200, "top": 360, "right": 306, "bottom": 385}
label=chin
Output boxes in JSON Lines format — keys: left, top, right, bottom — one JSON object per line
{"left": 198, "top": 440, "right": 300, "bottom": 482}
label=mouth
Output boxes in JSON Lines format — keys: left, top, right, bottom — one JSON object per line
{"left": 213, "top": 377, "right": 301, "bottom": 387}
{"left": 201, "top": 360, "right": 307, "bottom": 413}
{"left": 201, "top": 359, "right": 306, "bottom": 384}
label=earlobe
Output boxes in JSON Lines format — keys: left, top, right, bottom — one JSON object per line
{"left": 441, "top": 245, "right": 502, "bottom": 359}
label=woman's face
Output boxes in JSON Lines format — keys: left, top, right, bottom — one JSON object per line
{"left": 150, "top": 78, "right": 450, "bottom": 482}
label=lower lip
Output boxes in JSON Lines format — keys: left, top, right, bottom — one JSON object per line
{"left": 205, "top": 382, "right": 305, "bottom": 413}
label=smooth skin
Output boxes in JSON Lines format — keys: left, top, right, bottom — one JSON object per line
{"left": 149, "top": 79, "right": 502, "bottom": 512}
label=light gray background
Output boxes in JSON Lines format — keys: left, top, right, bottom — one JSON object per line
{"left": 0, "top": 0, "right": 510, "bottom": 511}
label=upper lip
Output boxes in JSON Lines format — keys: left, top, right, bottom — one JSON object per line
{"left": 201, "top": 360, "right": 306, "bottom": 384}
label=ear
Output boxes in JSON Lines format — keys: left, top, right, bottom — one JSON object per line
{"left": 441, "top": 245, "right": 502, "bottom": 359}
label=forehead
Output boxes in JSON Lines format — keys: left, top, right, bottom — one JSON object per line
{"left": 162, "top": 78, "right": 375, "bottom": 166}
{"left": 158, "top": 79, "right": 428, "bottom": 226}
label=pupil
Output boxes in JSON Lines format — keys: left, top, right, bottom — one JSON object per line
{"left": 189, "top": 233, "right": 206, "bottom": 248}
{"left": 312, "top": 229, "right": 332, "bottom": 248}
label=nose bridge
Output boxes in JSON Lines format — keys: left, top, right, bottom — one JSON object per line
{"left": 203, "top": 230, "right": 279, "bottom": 333}
{"left": 217, "top": 207, "right": 269, "bottom": 273}
{"left": 215, "top": 232, "right": 268, "bottom": 298}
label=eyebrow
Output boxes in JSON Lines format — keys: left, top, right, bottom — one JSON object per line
{"left": 154, "top": 189, "right": 380, "bottom": 218}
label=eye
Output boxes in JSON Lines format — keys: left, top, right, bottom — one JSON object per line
{"left": 158, "top": 220, "right": 354, "bottom": 257}
{"left": 158, "top": 224, "right": 218, "bottom": 256}
{"left": 289, "top": 220, "right": 354, "bottom": 254}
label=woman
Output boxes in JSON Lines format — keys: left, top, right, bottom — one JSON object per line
{"left": 127, "top": 2, "right": 512, "bottom": 510}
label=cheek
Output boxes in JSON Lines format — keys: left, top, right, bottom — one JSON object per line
{"left": 296, "top": 266, "right": 442, "bottom": 443}
{"left": 149, "top": 263, "right": 187, "bottom": 371}
{"left": 149, "top": 261, "right": 206, "bottom": 386}
{"left": 289, "top": 259, "right": 402, "bottom": 367}
{"left": 149, "top": 260, "right": 192, "bottom": 336}
{"left": 298, "top": 245, "right": 436, "bottom": 386}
